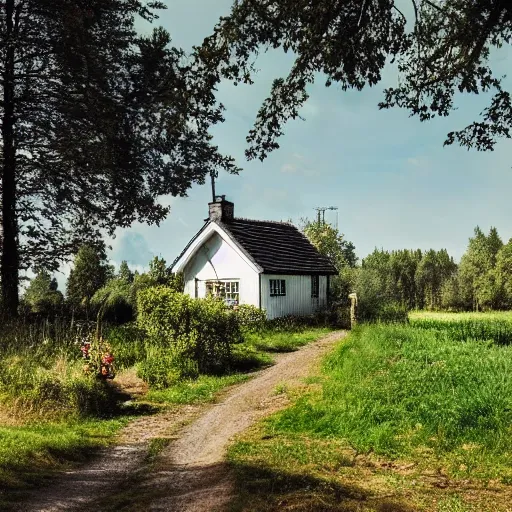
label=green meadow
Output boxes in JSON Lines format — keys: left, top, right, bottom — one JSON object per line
{"left": 228, "top": 312, "right": 512, "bottom": 511}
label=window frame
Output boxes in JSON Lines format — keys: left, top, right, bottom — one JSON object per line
{"left": 311, "top": 275, "right": 319, "bottom": 298}
{"left": 269, "top": 279, "right": 286, "bottom": 297}
{"left": 205, "top": 279, "right": 240, "bottom": 305}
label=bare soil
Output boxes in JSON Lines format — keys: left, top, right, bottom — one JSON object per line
{"left": 16, "top": 331, "right": 346, "bottom": 512}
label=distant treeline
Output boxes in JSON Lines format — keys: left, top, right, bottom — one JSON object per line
{"left": 355, "top": 226, "right": 512, "bottom": 314}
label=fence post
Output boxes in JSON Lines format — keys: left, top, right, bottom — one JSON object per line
{"left": 348, "top": 293, "right": 358, "bottom": 329}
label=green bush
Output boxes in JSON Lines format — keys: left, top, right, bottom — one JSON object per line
{"left": 137, "top": 288, "right": 243, "bottom": 383}
{"left": 234, "top": 305, "right": 267, "bottom": 333}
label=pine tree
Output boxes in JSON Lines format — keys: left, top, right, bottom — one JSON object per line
{"left": 118, "top": 261, "right": 134, "bottom": 284}
{"left": 66, "top": 245, "right": 113, "bottom": 317}
{"left": 0, "top": 1, "right": 238, "bottom": 316}
{"left": 23, "top": 270, "right": 63, "bottom": 314}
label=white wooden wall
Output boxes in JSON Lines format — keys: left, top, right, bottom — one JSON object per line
{"left": 261, "top": 274, "right": 328, "bottom": 320}
{"left": 183, "top": 232, "right": 260, "bottom": 307}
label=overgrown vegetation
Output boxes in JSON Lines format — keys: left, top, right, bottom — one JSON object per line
{"left": 228, "top": 313, "right": 512, "bottom": 511}
{"left": 0, "top": 271, "right": 335, "bottom": 497}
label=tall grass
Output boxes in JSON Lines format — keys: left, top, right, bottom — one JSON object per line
{"left": 409, "top": 310, "right": 512, "bottom": 345}
{"left": 0, "top": 319, "right": 120, "bottom": 418}
{"left": 268, "top": 323, "right": 512, "bottom": 477}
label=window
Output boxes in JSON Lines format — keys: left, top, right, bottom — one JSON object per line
{"left": 205, "top": 280, "right": 240, "bottom": 305}
{"left": 311, "top": 275, "right": 319, "bottom": 298}
{"left": 224, "top": 281, "right": 240, "bottom": 305}
{"left": 270, "top": 279, "right": 286, "bottom": 297}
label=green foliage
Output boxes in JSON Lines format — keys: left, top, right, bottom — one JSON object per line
{"left": 146, "top": 256, "right": 184, "bottom": 292}
{"left": 458, "top": 227, "right": 504, "bottom": 311}
{"left": 105, "top": 324, "right": 147, "bottom": 370}
{"left": 91, "top": 278, "right": 134, "bottom": 324}
{"left": 148, "top": 256, "right": 171, "bottom": 286}
{"left": 303, "top": 220, "right": 357, "bottom": 270}
{"left": 197, "top": 0, "right": 510, "bottom": 161}
{"left": 302, "top": 219, "right": 357, "bottom": 307}
{"left": 234, "top": 305, "right": 267, "bottom": 333}
{"left": 355, "top": 247, "right": 458, "bottom": 319}
{"left": 137, "top": 288, "right": 243, "bottom": 384}
{"left": 496, "top": 240, "right": 512, "bottom": 308}
{"left": 118, "top": 261, "right": 134, "bottom": 283}
{"left": 66, "top": 245, "right": 113, "bottom": 316}
{"left": 22, "top": 270, "right": 64, "bottom": 315}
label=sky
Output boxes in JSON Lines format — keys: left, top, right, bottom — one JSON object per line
{"left": 104, "top": 0, "right": 512, "bottom": 278}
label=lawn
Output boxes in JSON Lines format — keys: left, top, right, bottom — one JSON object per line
{"left": 227, "top": 313, "right": 512, "bottom": 511}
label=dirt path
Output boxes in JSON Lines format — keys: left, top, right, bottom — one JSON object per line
{"left": 18, "top": 331, "right": 345, "bottom": 512}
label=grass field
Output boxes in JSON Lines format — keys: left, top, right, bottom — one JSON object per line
{"left": 228, "top": 312, "right": 512, "bottom": 511}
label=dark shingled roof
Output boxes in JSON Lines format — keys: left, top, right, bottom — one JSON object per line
{"left": 218, "top": 218, "right": 337, "bottom": 275}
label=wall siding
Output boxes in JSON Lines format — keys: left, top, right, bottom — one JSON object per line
{"left": 261, "top": 274, "right": 328, "bottom": 319}
{"left": 183, "top": 232, "right": 260, "bottom": 307}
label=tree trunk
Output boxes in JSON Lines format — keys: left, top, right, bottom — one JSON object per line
{"left": 1, "top": 0, "right": 20, "bottom": 318}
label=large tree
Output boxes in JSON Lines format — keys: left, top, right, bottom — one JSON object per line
{"left": 0, "top": 1, "right": 237, "bottom": 316}
{"left": 195, "top": 0, "right": 511, "bottom": 160}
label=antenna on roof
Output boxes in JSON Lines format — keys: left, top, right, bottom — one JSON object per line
{"left": 210, "top": 170, "right": 217, "bottom": 202}
{"left": 314, "top": 206, "right": 339, "bottom": 228}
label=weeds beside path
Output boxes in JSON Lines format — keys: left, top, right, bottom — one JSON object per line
{"left": 11, "top": 330, "right": 346, "bottom": 512}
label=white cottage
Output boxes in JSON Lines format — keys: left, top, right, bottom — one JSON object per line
{"left": 171, "top": 196, "right": 338, "bottom": 319}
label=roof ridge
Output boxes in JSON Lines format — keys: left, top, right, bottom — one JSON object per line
{"left": 230, "top": 217, "right": 295, "bottom": 226}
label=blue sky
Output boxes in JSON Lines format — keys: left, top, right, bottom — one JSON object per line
{"left": 108, "top": 0, "right": 512, "bottom": 273}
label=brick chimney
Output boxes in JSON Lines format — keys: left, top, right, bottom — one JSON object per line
{"left": 208, "top": 195, "right": 234, "bottom": 223}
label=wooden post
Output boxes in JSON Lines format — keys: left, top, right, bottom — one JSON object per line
{"left": 348, "top": 293, "right": 358, "bottom": 329}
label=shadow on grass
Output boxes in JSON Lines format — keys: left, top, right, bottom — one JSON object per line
{"left": 228, "top": 462, "right": 416, "bottom": 512}
{"left": 48, "top": 460, "right": 417, "bottom": 512}
{"left": 0, "top": 393, "right": 161, "bottom": 505}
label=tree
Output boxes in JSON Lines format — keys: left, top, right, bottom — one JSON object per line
{"left": 66, "top": 245, "right": 113, "bottom": 317}
{"left": 148, "top": 256, "right": 170, "bottom": 285}
{"left": 302, "top": 219, "right": 357, "bottom": 304}
{"left": 0, "top": 1, "right": 238, "bottom": 317}
{"left": 22, "top": 269, "right": 63, "bottom": 314}
{"left": 196, "top": 0, "right": 511, "bottom": 160}
{"left": 458, "top": 226, "right": 503, "bottom": 310}
{"left": 302, "top": 220, "right": 357, "bottom": 270}
{"left": 91, "top": 278, "right": 133, "bottom": 324}
{"left": 495, "top": 240, "right": 512, "bottom": 307}
{"left": 118, "top": 261, "right": 134, "bottom": 284}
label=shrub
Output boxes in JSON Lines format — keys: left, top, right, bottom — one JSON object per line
{"left": 234, "top": 305, "right": 267, "bottom": 333}
{"left": 137, "top": 288, "right": 243, "bottom": 382}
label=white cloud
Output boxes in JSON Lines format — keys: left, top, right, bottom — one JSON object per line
{"left": 407, "top": 157, "right": 428, "bottom": 167}
{"left": 281, "top": 163, "right": 297, "bottom": 173}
